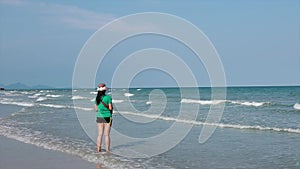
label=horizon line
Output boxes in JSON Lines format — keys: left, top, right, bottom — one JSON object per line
{"left": 1, "top": 84, "right": 300, "bottom": 90}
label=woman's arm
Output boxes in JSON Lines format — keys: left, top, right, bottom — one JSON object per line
{"left": 109, "top": 103, "right": 113, "bottom": 114}
{"left": 94, "top": 104, "right": 98, "bottom": 112}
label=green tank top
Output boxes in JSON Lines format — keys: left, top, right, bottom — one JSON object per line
{"left": 96, "top": 95, "right": 112, "bottom": 118}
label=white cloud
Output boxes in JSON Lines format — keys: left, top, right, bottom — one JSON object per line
{"left": 1, "top": 0, "right": 162, "bottom": 32}
{"left": 42, "top": 4, "right": 115, "bottom": 30}
{"left": 1, "top": 0, "right": 116, "bottom": 30}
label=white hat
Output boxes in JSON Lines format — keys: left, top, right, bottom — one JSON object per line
{"left": 97, "top": 83, "right": 108, "bottom": 91}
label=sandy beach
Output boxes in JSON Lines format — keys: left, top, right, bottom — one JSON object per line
{"left": 0, "top": 136, "right": 97, "bottom": 169}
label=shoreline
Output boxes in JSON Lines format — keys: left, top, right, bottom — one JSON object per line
{"left": 0, "top": 136, "right": 98, "bottom": 169}
{"left": 0, "top": 104, "right": 103, "bottom": 169}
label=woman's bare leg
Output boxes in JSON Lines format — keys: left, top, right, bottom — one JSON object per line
{"left": 104, "top": 123, "right": 111, "bottom": 152}
{"left": 97, "top": 123, "right": 104, "bottom": 152}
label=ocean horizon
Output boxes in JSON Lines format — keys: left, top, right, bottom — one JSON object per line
{"left": 1, "top": 83, "right": 300, "bottom": 90}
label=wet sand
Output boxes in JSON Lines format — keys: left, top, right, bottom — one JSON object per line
{"left": 0, "top": 136, "right": 97, "bottom": 169}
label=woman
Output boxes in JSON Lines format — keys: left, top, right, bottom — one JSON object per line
{"left": 94, "top": 83, "right": 113, "bottom": 152}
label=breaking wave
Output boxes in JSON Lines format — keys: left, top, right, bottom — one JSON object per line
{"left": 118, "top": 111, "right": 300, "bottom": 134}
{"left": 229, "top": 101, "right": 270, "bottom": 107}
{"left": 112, "top": 100, "right": 124, "bottom": 103}
{"left": 46, "top": 94, "right": 62, "bottom": 98}
{"left": 28, "top": 93, "right": 42, "bottom": 98}
{"left": 181, "top": 98, "right": 269, "bottom": 107}
{"left": 124, "top": 93, "right": 134, "bottom": 97}
{"left": 36, "top": 97, "right": 48, "bottom": 102}
{"left": 38, "top": 103, "right": 68, "bottom": 109}
{"left": 71, "top": 96, "right": 89, "bottom": 100}
{"left": 294, "top": 103, "right": 300, "bottom": 110}
{"left": 0, "top": 99, "right": 34, "bottom": 107}
{"left": 181, "top": 99, "right": 225, "bottom": 105}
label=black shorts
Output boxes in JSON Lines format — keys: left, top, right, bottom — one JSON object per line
{"left": 96, "top": 117, "right": 112, "bottom": 123}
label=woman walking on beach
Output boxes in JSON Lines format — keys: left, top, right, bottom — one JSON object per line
{"left": 94, "top": 83, "right": 113, "bottom": 152}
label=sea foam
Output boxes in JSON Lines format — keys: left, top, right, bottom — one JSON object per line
{"left": 117, "top": 111, "right": 300, "bottom": 134}
{"left": 28, "top": 93, "right": 42, "bottom": 98}
{"left": 46, "top": 94, "right": 62, "bottom": 98}
{"left": 71, "top": 96, "right": 88, "bottom": 100}
{"left": 181, "top": 99, "right": 225, "bottom": 105}
{"left": 294, "top": 103, "right": 300, "bottom": 110}
{"left": 36, "top": 97, "right": 47, "bottom": 102}
{"left": 229, "top": 101, "right": 269, "bottom": 107}
{"left": 39, "top": 103, "right": 68, "bottom": 109}
{"left": 124, "top": 93, "right": 134, "bottom": 97}
{"left": 181, "top": 98, "right": 268, "bottom": 107}
{"left": 0, "top": 99, "right": 34, "bottom": 107}
{"left": 112, "top": 99, "right": 124, "bottom": 103}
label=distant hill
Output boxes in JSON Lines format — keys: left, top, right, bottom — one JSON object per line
{"left": 0, "top": 82, "right": 54, "bottom": 90}
{"left": 5, "top": 82, "right": 30, "bottom": 89}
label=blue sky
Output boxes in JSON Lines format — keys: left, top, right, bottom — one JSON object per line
{"left": 0, "top": 0, "right": 299, "bottom": 88}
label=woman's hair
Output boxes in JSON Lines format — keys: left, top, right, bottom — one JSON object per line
{"left": 96, "top": 90, "right": 106, "bottom": 105}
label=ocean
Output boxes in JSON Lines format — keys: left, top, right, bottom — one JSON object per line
{"left": 0, "top": 86, "right": 299, "bottom": 168}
